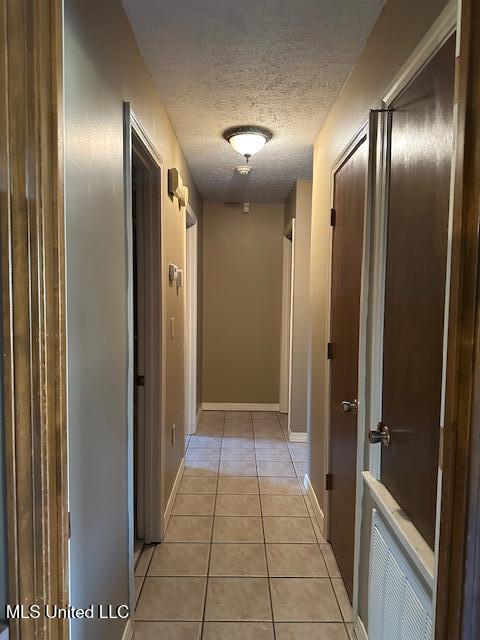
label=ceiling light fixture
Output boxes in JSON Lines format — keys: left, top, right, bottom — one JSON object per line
{"left": 236, "top": 164, "right": 252, "bottom": 176}
{"left": 223, "top": 126, "right": 272, "bottom": 162}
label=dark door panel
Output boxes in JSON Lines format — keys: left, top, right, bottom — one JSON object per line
{"left": 329, "top": 137, "right": 368, "bottom": 601}
{"left": 381, "top": 36, "right": 455, "bottom": 547}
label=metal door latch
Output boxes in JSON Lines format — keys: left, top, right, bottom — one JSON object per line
{"left": 341, "top": 399, "right": 358, "bottom": 414}
{"left": 368, "top": 422, "right": 391, "bottom": 447}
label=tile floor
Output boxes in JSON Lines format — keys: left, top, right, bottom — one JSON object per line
{"left": 134, "top": 411, "right": 355, "bottom": 640}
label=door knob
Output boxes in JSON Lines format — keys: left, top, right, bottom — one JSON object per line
{"left": 341, "top": 399, "right": 358, "bottom": 413}
{"left": 368, "top": 422, "right": 391, "bottom": 447}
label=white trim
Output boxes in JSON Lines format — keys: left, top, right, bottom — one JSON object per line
{"left": 354, "top": 616, "right": 368, "bottom": 640}
{"left": 304, "top": 474, "right": 325, "bottom": 534}
{"left": 288, "top": 430, "right": 308, "bottom": 443}
{"left": 202, "top": 402, "right": 279, "bottom": 412}
{"left": 363, "top": 471, "right": 435, "bottom": 590}
{"left": 383, "top": 0, "right": 457, "bottom": 105}
{"left": 121, "top": 620, "right": 134, "bottom": 640}
{"left": 196, "top": 406, "right": 203, "bottom": 426}
{"left": 185, "top": 220, "right": 198, "bottom": 436}
{"left": 186, "top": 203, "right": 197, "bottom": 227}
{"left": 286, "top": 219, "right": 296, "bottom": 434}
{"left": 366, "top": 109, "right": 389, "bottom": 482}
{"left": 164, "top": 458, "right": 185, "bottom": 531}
{"left": 352, "top": 119, "right": 378, "bottom": 617}
{"left": 123, "top": 103, "right": 166, "bottom": 615}
{"left": 279, "top": 236, "right": 293, "bottom": 413}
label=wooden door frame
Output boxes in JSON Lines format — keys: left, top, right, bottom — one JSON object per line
{"left": 0, "top": 0, "right": 69, "bottom": 638}
{"left": 123, "top": 104, "right": 166, "bottom": 613}
{"left": 185, "top": 205, "right": 198, "bottom": 436}
{"left": 435, "top": 0, "right": 480, "bottom": 637}
{"left": 325, "top": 123, "right": 370, "bottom": 537}
{"left": 325, "top": 123, "right": 371, "bottom": 618}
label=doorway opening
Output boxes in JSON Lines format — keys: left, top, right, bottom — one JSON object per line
{"left": 280, "top": 219, "right": 295, "bottom": 429}
{"left": 124, "top": 106, "right": 166, "bottom": 585}
{"left": 185, "top": 206, "right": 198, "bottom": 436}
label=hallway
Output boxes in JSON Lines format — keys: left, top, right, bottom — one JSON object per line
{"left": 133, "top": 411, "right": 353, "bottom": 639}
{"left": 3, "top": 0, "right": 478, "bottom": 638}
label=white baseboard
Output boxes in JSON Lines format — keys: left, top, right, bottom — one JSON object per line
{"left": 121, "top": 619, "right": 134, "bottom": 640}
{"left": 196, "top": 406, "right": 202, "bottom": 425}
{"left": 304, "top": 473, "right": 325, "bottom": 535}
{"left": 354, "top": 615, "right": 368, "bottom": 640}
{"left": 288, "top": 430, "right": 308, "bottom": 443}
{"left": 163, "top": 457, "right": 185, "bottom": 532}
{"left": 202, "top": 402, "right": 280, "bottom": 412}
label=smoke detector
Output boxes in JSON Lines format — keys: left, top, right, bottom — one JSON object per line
{"left": 236, "top": 165, "right": 252, "bottom": 176}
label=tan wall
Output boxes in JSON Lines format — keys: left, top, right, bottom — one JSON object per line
{"left": 64, "top": 0, "right": 200, "bottom": 636}
{"left": 286, "top": 180, "right": 312, "bottom": 434}
{"left": 202, "top": 202, "right": 284, "bottom": 404}
{"left": 284, "top": 183, "right": 297, "bottom": 228}
{"left": 308, "top": 0, "right": 450, "bottom": 628}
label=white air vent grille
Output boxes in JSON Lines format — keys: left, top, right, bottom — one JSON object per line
{"left": 368, "top": 510, "right": 433, "bottom": 640}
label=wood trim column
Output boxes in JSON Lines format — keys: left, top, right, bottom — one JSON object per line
{"left": 436, "top": 0, "right": 480, "bottom": 638}
{"left": 0, "top": 0, "right": 68, "bottom": 638}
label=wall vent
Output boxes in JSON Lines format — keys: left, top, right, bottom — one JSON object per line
{"left": 368, "top": 509, "right": 433, "bottom": 640}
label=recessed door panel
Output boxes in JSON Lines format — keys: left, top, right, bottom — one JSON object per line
{"left": 380, "top": 36, "right": 455, "bottom": 547}
{"left": 329, "top": 136, "right": 368, "bottom": 600}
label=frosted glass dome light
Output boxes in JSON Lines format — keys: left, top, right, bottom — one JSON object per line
{"left": 224, "top": 126, "right": 272, "bottom": 161}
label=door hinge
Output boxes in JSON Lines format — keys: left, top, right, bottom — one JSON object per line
{"left": 330, "top": 208, "right": 336, "bottom": 227}
{"left": 325, "top": 473, "right": 333, "bottom": 491}
{"left": 327, "top": 342, "right": 333, "bottom": 359}
{"left": 68, "top": 512, "right": 71, "bottom": 539}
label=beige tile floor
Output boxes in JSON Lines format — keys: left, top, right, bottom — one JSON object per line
{"left": 134, "top": 411, "right": 355, "bottom": 640}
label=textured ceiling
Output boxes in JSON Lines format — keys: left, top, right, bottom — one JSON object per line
{"left": 123, "top": 0, "right": 385, "bottom": 202}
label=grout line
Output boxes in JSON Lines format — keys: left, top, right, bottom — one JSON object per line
{"left": 134, "top": 618, "right": 345, "bottom": 623}
{"left": 199, "top": 412, "right": 225, "bottom": 638}
{"left": 133, "top": 542, "right": 156, "bottom": 618}
{"left": 330, "top": 575, "right": 350, "bottom": 624}
{"left": 141, "top": 411, "right": 351, "bottom": 634}
{"left": 257, "top": 412, "right": 276, "bottom": 638}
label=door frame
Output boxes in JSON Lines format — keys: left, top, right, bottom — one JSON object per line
{"left": 279, "top": 229, "right": 293, "bottom": 414}
{"left": 363, "top": 0, "right": 457, "bottom": 594}
{"left": 286, "top": 220, "right": 296, "bottom": 436}
{"left": 358, "top": 1, "right": 458, "bottom": 632}
{"left": 123, "top": 104, "right": 166, "bottom": 606}
{"left": 325, "top": 122, "right": 372, "bottom": 617}
{"left": 435, "top": 0, "right": 480, "bottom": 637}
{"left": 185, "top": 205, "right": 198, "bottom": 436}
{"left": 0, "top": 1, "right": 69, "bottom": 637}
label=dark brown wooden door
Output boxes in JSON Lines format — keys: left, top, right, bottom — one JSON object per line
{"left": 329, "top": 136, "right": 368, "bottom": 600}
{"left": 380, "top": 36, "right": 455, "bottom": 548}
